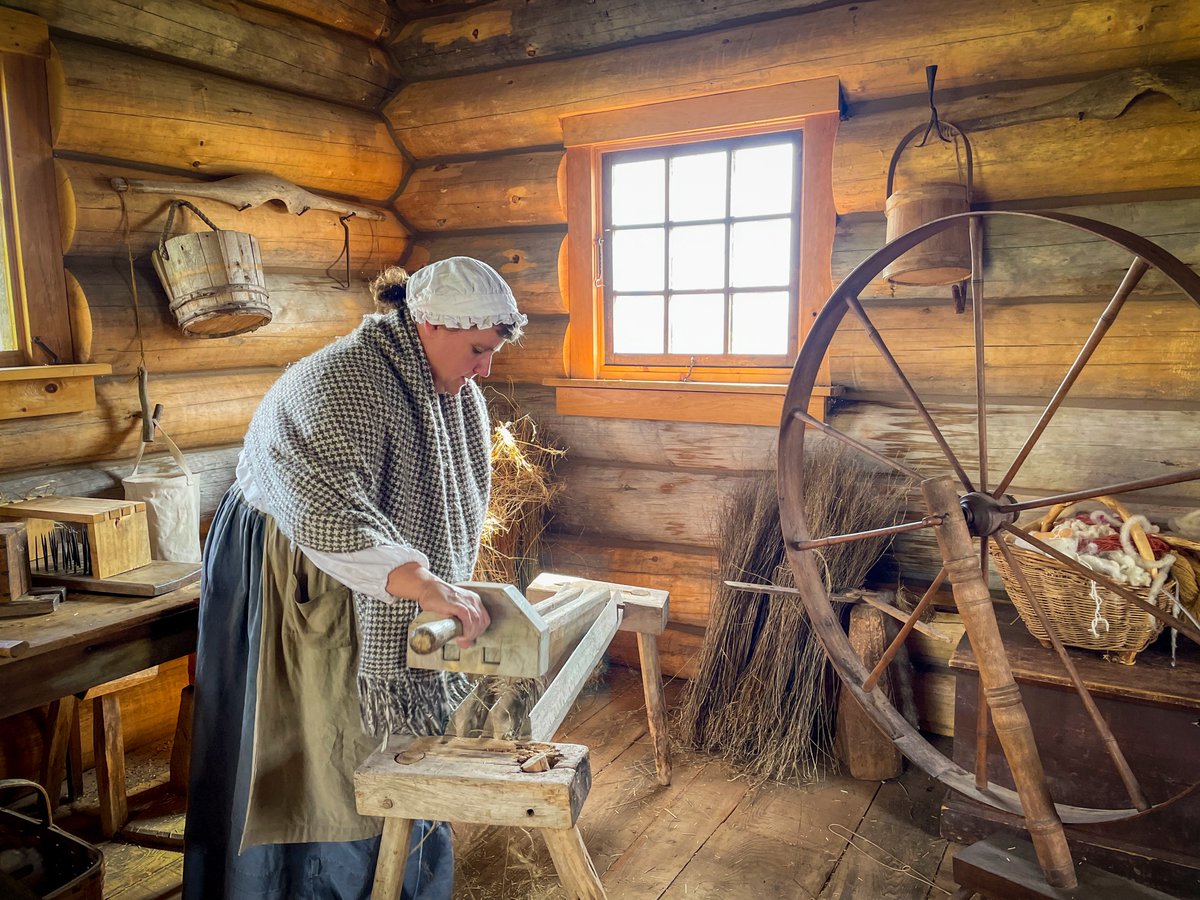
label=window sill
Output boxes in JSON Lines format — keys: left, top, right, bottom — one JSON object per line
{"left": 0, "top": 364, "right": 112, "bottom": 420}
{"left": 545, "top": 378, "right": 841, "bottom": 426}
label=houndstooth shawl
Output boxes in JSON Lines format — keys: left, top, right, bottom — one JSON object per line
{"left": 241, "top": 306, "right": 489, "bottom": 737}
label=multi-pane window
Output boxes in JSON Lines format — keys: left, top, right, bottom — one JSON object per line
{"left": 602, "top": 132, "right": 802, "bottom": 367}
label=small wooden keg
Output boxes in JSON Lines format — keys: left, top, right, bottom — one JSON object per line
{"left": 152, "top": 199, "right": 271, "bottom": 338}
{"left": 881, "top": 123, "right": 973, "bottom": 286}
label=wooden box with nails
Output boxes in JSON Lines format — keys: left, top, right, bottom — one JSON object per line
{"left": 0, "top": 497, "right": 152, "bottom": 580}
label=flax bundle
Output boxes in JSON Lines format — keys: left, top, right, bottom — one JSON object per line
{"left": 473, "top": 414, "right": 564, "bottom": 592}
{"left": 678, "top": 440, "right": 907, "bottom": 781}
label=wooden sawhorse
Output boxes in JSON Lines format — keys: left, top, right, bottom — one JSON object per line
{"left": 358, "top": 737, "right": 602, "bottom": 899}
{"left": 355, "top": 573, "right": 674, "bottom": 898}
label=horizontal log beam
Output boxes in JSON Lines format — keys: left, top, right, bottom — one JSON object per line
{"left": 827, "top": 295, "right": 1200, "bottom": 401}
{"left": 71, "top": 261, "right": 375, "bottom": 375}
{"left": 513, "top": 384, "right": 777, "bottom": 471}
{"left": 835, "top": 84, "right": 1200, "bottom": 214}
{"left": 834, "top": 198, "right": 1200, "bottom": 303}
{"left": 388, "top": 0, "right": 845, "bottom": 81}
{"left": 406, "top": 231, "right": 567, "bottom": 315}
{"left": 57, "top": 38, "right": 407, "bottom": 202}
{"left": 396, "top": 151, "right": 565, "bottom": 232}
{"left": 384, "top": 0, "right": 1200, "bottom": 159}
{"left": 550, "top": 459, "right": 751, "bottom": 548}
{"left": 0, "top": 369, "right": 279, "bottom": 471}
{"left": 10, "top": 0, "right": 391, "bottom": 108}
{"left": 246, "top": 0, "right": 395, "bottom": 41}
{"left": 63, "top": 159, "right": 409, "bottom": 270}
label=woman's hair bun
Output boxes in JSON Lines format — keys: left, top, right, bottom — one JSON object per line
{"left": 369, "top": 266, "right": 410, "bottom": 311}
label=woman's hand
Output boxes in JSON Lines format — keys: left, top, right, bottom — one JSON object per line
{"left": 386, "top": 562, "right": 490, "bottom": 648}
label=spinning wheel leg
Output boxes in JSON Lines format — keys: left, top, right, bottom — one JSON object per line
{"left": 924, "top": 476, "right": 1076, "bottom": 890}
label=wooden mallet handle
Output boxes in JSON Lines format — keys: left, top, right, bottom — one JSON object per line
{"left": 409, "top": 618, "right": 462, "bottom": 655}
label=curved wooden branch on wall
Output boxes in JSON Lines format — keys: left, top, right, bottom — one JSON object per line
{"left": 959, "top": 63, "right": 1200, "bottom": 132}
{"left": 111, "top": 174, "right": 386, "bottom": 221}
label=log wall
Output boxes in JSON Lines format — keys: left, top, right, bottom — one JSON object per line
{"left": 0, "top": 1, "right": 403, "bottom": 771}
{"left": 387, "top": 0, "right": 1200, "bottom": 677}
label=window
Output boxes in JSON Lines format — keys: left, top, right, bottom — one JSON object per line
{"left": 556, "top": 79, "right": 841, "bottom": 424}
{"left": 605, "top": 132, "right": 801, "bottom": 366}
{"left": 0, "top": 9, "right": 108, "bottom": 419}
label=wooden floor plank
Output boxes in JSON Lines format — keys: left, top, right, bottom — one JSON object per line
{"left": 659, "top": 776, "right": 881, "bottom": 899}
{"left": 818, "top": 762, "right": 949, "bottom": 900}
{"left": 602, "top": 758, "right": 750, "bottom": 898}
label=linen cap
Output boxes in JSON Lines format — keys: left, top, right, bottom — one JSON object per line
{"left": 406, "top": 256, "right": 527, "bottom": 330}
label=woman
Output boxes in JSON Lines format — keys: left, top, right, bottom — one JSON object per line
{"left": 183, "top": 257, "right": 527, "bottom": 899}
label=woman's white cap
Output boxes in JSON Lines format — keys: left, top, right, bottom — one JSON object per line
{"left": 406, "top": 256, "right": 527, "bottom": 330}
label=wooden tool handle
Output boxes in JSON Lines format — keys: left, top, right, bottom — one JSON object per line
{"left": 0, "top": 639, "right": 30, "bottom": 658}
{"left": 409, "top": 618, "right": 462, "bottom": 655}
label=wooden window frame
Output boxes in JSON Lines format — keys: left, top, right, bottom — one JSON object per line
{"left": 557, "top": 79, "right": 841, "bottom": 424}
{"left": 0, "top": 9, "right": 109, "bottom": 420}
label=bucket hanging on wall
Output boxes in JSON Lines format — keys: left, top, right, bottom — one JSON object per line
{"left": 151, "top": 199, "right": 271, "bottom": 338}
{"left": 881, "top": 65, "right": 974, "bottom": 286}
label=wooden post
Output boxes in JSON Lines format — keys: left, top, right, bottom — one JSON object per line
{"left": 169, "top": 684, "right": 194, "bottom": 794}
{"left": 371, "top": 817, "right": 415, "bottom": 900}
{"left": 542, "top": 825, "right": 607, "bottom": 900}
{"left": 636, "top": 633, "right": 672, "bottom": 786}
{"left": 923, "top": 476, "right": 1075, "bottom": 889}
{"left": 40, "top": 695, "right": 77, "bottom": 804}
{"left": 837, "top": 605, "right": 903, "bottom": 780}
{"left": 93, "top": 693, "right": 128, "bottom": 838}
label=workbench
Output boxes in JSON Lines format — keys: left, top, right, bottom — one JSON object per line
{"left": 0, "top": 585, "right": 199, "bottom": 720}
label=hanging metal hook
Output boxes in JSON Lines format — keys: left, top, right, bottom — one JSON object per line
{"left": 917, "top": 64, "right": 953, "bottom": 147}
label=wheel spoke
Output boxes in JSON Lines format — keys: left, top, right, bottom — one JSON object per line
{"left": 970, "top": 216, "right": 988, "bottom": 493}
{"left": 996, "top": 539, "right": 1150, "bottom": 810}
{"left": 1001, "top": 523, "right": 1200, "bottom": 646}
{"left": 862, "top": 566, "right": 947, "bottom": 692}
{"left": 790, "top": 410, "right": 922, "bottom": 480}
{"left": 790, "top": 515, "right": 944, "bottom": 552}
{"left": 844, "top": 294, "right": 975, "bottom": 492}
{"left": 1000, "top": 468, "right": 1200, "bottom": 515}
{"left": 993, "top": 257, "right": 1150, "bottom": 497}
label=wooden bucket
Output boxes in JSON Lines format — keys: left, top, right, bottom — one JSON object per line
{"left": 881, "top": 123, "right": 973, "bottom": 286}
{"left": 151, "top": 199, "right": 271, "bottom": 338}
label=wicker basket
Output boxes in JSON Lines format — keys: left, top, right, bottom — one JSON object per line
{"left": 991, "top": 497, "right": 1174, "bottom": 664}
{"left": 0, "top": 779, "right": 103, "bottom": 899}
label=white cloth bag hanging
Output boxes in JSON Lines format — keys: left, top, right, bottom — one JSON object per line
{"left": 122, "top": 427, "right": 201, "bottom": 563}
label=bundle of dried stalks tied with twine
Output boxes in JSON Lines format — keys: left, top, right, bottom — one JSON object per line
{"left": 678, "top": 440, "right": 908, "bottom": 782}
{"left": 472, "top": 413, "right": 564, "bottom": 593}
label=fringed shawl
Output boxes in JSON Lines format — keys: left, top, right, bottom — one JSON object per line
{"left": 241, "top": 306, "right": 488, "bottom": 735}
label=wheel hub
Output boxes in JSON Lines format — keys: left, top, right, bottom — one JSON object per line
{"left": 959, "top": 491, "right": 1017, "bottom": 537}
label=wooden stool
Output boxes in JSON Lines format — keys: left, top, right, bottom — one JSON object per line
{"left": 356, "top": 736, "right": 603, "bottom": 899}
{"left": 41, "top": 666, "right": 159, "bottom": 837}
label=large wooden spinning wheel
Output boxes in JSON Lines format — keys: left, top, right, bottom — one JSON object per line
{"left": 778, "top": 210, "right": 1200, "bottom": 890}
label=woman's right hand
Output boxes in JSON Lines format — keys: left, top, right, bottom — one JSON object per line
{"left": 386, "top": 562, "right": 490, "bottom": 648}
{"left": 416, "top": 580, "right": 490, "bottom": 648}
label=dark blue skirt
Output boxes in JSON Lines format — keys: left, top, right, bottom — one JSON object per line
{"left": 182, "top": 488, "right": 454, "bottom": 899}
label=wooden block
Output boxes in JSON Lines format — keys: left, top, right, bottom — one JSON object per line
{"left": 0, "top": 638, "right": 30, "bottom": 657}
{"left": 527, "top": 572, "right": 668, "bottom": 635}
{"left": 0, "top": 590, "right": 60, "bottom": 618}
{"left": 0, "top": 521, "right": 30, "bottom": 602}
{"left": 355, "top": 736, "right": 591, "bottom": 830}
